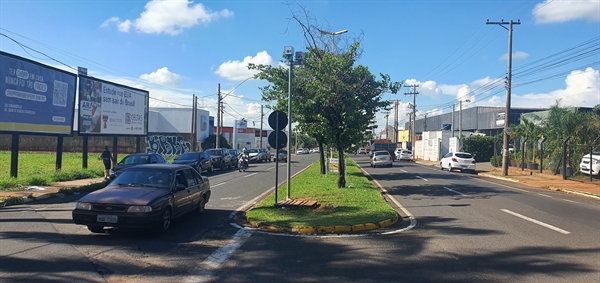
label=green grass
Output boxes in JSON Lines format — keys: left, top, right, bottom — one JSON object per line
{"left": 246, "top": 159, "right": 397, "bottom": 228}
{"left": 0, "top": 151, "right": 104, "bottom": 190}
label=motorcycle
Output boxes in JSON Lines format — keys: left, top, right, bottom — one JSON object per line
{"left": 238, "top": 156, "right": 248, "bottom": 172}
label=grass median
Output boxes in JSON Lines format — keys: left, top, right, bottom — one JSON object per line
{"left": 245, "top": 158, "right": 397, "bottom": 229}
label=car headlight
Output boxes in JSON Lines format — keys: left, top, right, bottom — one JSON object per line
{"left": 76, "top": 202, "right": 92, "bottom": 210}
{"left": 127, "top": 206, "right": 153, "bottom": 213}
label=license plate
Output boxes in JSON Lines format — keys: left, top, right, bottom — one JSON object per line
{"left": 97, "top": 215, "right": 118, "bottom": 223}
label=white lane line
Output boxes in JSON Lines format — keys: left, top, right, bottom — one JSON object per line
{"left": 501, "top": 209, "right": 570, "bottom": 235}
{"left": 416, "top": 176, "right": 428, "bottom": 181}
{"left": 212, "top": 182, "right": 226, "bottom": 187}
{"left": 400, "top": 169, "right": 408, "bottom": 173}
{"left": 267, "top": 167, "right": 275, "bottom": 170}
{"left": 443, "top": 186, "right": 465, "bottom": 196}
{"left": 562, "top": 199, "right": 579, "bottom": 204}
{"left": 244, "top": 173, "right": 258, "bottom": 178}
{"left": 537, "top": 193, "right": 553, "bottom": 198}
{"left": 182, "top": 228, "right": 254, "bottom": 283}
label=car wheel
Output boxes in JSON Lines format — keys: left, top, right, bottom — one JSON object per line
{"left": 208, "top": 164, "right": 214, "bottom": 173}
{"left": 448, "top": 164, "right": 453, "bottom": 172}
{"left": 440, "top": 163, "right": 444, "bottom": 170}
{"left": 159, "top": 208, "right": 172, "bottom": 231}
{"left": 196, "top": 196, "right": 206, "bottom": 215}
{"left": 87, "top": 225, "right": 105, "bottom": 233}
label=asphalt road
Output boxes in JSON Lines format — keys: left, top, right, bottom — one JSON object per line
{"left": 0, "top": 154, "right": 317, "bottom": 283}
{"left": 205, "top": 155, "right": 600, "bottom": 283}
{"left": 2, "top": 153, "right": 599, "bottom": 282}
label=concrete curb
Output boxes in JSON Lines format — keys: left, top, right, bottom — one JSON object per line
{"left": 477, "top": 173, "right": 520, "bottom": 183}
{"left": 0, "top": 180, "right": 106, "bottom": 208}
{"left": 246, "top": 213, "right": 399, "bottom": 234}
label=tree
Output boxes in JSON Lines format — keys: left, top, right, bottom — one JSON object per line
{"left": 201, "top": 134, "right": 231, "bottom": 150}
{"left": 251, "top": 7, "right": 401, "bottom": 187}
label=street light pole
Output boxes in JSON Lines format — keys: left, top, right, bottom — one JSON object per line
{"left": 318, "top": 29, "right": 348, "bottom": 54}
{"left": 459, "top": 99, "right": 470, "bottom": 151}
{"left": 284, "top": 46, "right": 304, "bottom": 200}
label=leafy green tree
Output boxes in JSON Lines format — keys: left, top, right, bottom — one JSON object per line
{"left": 201, "top": 134, "right": 231, "bottom": 150}
{"left": 463, "top": 135, "right": 494, "bottom": 162}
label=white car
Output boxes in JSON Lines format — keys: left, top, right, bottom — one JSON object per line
{"left": 579, "top": 153, "right": 600, "bottom": 176}
{"left": 296, "top": 148, "right": 309, "bottom": 154}
{"left": 370, "top": 150, "right": 393, "bottom": 167}
{"left": 440, "top": 152, "right": 476, "bottom": 173}
{"left": 309, "top": 148, "right": 320, "bottom": 153}
{"left": 394, "top": 149, "right": 412, "bottom": 161}
{"left": 357, "top": 148, "right": 367, "bottom": 154}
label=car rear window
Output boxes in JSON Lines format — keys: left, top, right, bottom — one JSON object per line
{"left": 455, "top": 153, "right": 473, "bottom": 159}
{"left": 178, "top": 152, "right": 199, "bottom": 159}
{"left": 374, "top": 151, "right": 389, "bottom": 156}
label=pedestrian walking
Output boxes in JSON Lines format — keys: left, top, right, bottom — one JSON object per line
{"left": 101, "top": 146, "right": 114, "bottom": 179}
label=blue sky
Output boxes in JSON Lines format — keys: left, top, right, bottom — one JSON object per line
{"left": 1, "top": 0, "right": 598, "bottom": 134}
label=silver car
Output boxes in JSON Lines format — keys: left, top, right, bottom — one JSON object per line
{"left": 370, "top": 150, "right": 393, "bottom": 167}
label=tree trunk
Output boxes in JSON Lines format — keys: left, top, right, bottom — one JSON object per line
{"left": 318, "top": 141, "right": 326, "bottom": 174}
{"left": 337, "top": 145, "right": 346, "bottom": 188}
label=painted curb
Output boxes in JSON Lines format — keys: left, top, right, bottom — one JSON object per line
{"left": 478, "top": 173, "right": 520, "bottom": 183}
{"left": 246, "top": 213, "right": 399, "bottom": 234}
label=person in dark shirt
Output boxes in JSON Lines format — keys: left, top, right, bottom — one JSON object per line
{"left": 101, "top": 146, "right": 114, "bottom": 179}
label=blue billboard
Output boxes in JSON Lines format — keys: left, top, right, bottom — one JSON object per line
{"left": 0, "top": 52, "right": 77, "bottom": 135}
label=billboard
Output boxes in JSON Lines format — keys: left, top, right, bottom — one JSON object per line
{"left": 78, "top": 76, "right": 148, "bottom": 136}
{"left": 0, "top": 51, "right": 77, "bottom": 135}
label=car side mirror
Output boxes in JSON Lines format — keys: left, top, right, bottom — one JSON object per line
{"left": 175, "top": 184, "right": 186, "bottom": 191}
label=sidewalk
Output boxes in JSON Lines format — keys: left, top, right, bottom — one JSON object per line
{"left": 414, "top": 159, "right": 600, "bottom": 200}
{"left": 0, "top": 178, "right": 106, "bottom": 206}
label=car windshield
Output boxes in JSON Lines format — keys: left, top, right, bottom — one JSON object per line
{"left": 119, "top": 155, "right": 150, "bottom": 165}
{"left": 205, "top": 150, "right": 222, "bottom": 156}
{"left": 248, "top": 149, "right": 258, "bottom": 153}
{"left": 177, "top": 152, "right": 199, "bottom": 159}
{"left": 455, "top": 153, "right": 473, "bottom": 159}
{"left": 279, "top": 150, "right": 287, "bottom": 154}
{"left": 112, "top": 168, "right": 173, "bottom": 189}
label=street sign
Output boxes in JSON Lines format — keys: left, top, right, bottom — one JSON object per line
{"left": 268, "top": 131, "right": 287, "bottom": 150}
{"left": 268, "top": 111, "right": 287, "bottom": 131}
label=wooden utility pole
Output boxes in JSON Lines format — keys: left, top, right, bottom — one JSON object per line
{"left": 260, "top": 105, "right": 264, "bottom": 148}
{"left": 487, "top": 19, "right": 520, "bottom": 176}
{"left": 393, "top": 100, "right": 399, "bottom": 143}
{"left": 191, "top": 94, "right": 197, "bottom": 151}
{"left": 384, "top": 111, "right": 390, "bottom": 140}
{"left": 216, "top": 84, "right": 220, "bottom": 149}
{"left": 404, "top": 84, "right": 419, "bottom": 150}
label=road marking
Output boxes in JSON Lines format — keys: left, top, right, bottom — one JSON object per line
{"left": 267, "top": 167, "right": 275, "bottom": 170}
{"left": 443, "top": 186, "right": 465, "bottom": 196}
{"left": 400, "top": 169, "right": 408, "bottom": 173}
{"left": 244, "top": 173, "right": 258, "bottom": 178}
{"left": 416, "top": 176, "right": 428, "bottom": 181}
{"left": 473, "top": 178, "right": 530, "bottom": 193}
{"left": 537, "top": 193, "right": 552, "bottom": 198}
{"left": 501, "top": 209, "right": 570, "bottom": 235}
{"left": 212, "top": 182, "right": 226, "bottom": 187}
{"left": 182, "top": 228, "right": 254, "bottom": 283}
{"left": 220, "top": 196, "right": 241, "bottom": 200}
{"left": 562, "top": 199, "right": 579, "bottom": 204}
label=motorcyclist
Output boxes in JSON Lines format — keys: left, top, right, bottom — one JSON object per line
{"left": 238, "top": 148, "right": 249, "bottom": 170}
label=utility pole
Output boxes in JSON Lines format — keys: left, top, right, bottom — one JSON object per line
{"left": 451, "top": 104, "right": 455, "bottom": 137}
{"left": 404, "top": 84, "right": 419, "bottom": 150}
{"left": 191, "top": 94, "right": 197, "bottom": 151}
{"left": 459, "top": 100, "right": 464, "bottom": 150}
{"left": 216, "top": 84, "right": 221, "bottom": 149}
{"left": 384, "top": 111, "right": 390, "bottom": 140}
{"left": 424, "top": 113, "right": 428, "bottom": 132}
{"left": 393, "top": 100, "right": 399, "bottom": 144}
{"left": 260, "top": 105, "right": 264, "bottom": 148}
{"left": 487, "top": 19, "right": 520, "bottom": 176}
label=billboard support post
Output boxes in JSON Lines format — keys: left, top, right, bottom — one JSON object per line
{"left": 56, "top": 136, "right": 63, "bottom": 171}
{"left": 113, "top": 137, "right": 118, "bottom": 167}
{"left": 82, "top": 136, "right": 89, "bottom": 169}
{"left": 10, "top": 134, "right": 19, "bottom": 178}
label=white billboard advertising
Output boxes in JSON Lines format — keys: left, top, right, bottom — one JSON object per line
{"left": 0, "top": 51, "right": 77, "bottom": 135}
{"left": 78, "top": 76, "right": 148, "bottom": 136}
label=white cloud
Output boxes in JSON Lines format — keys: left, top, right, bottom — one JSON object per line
{"left": 533, "top": 0, "right": 600, "bottom": 24}
{"left": 102, "top": 0, "right": 233, "bottom": 35}
{"left": 140, "top": 67, "right": 181, "bottom": 86}
{"left": 512, "top": 67, "right": 600, "bottom": 108}
{"left": 215, "top": 51, "right": 274, "bottom": 81}
{"left": 499, "top": 51, "right": 529, "bottom": 61}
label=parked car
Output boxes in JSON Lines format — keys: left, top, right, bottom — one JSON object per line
{"left": 357, "top": 148, "right": 367, "bottom": 154}
{"left": 110, "top": 153, "right": 169, "bottom": 179}
{"left": 205, "top": 148, "right": 232, "bottom": 170}
{"left": 309, "top": 148, "right": 320, "bottom": 153}
{"left": 228, "top": 149, "right": 241, "bottom": 168}
{"left": 247, "top": 148, "right": 265, "bottom": 163}
{"left": 296, "top": 148, "right": 309, "bottom": 154}
{"left": 172, "top": 151, "right": 213, "bottom": 174}
{"left": 579, "top": 153, "right": 600, "bottom": 176}
{"left": 440, "top": 152, "right": 476, "bottom": 173}
{"left": 272, "top": 150, "right": 288, "bottom": 162}
{"left": 395, "top": 149, "right": 413, "bottom": 161}
{"left": 370, "top": 150, "right": 393, "bottom": 167}
{"left": 258, "top": 148, "right": 271, "bottom": 162}
{"left": 72, "top": 164, "right": 211, "bottom": 233}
